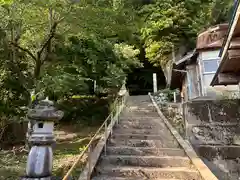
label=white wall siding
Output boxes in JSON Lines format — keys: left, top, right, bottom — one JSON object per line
{"left": 195, "top": 50, "right": 238, "bottom": 96}
{"left": 198, "top": 50, "right": 239, "bottom": 98}
{"left": 201, "top": 50, "right": 220, "bottom": 60}
{"left": 200, "top": 50, "right": 220, "bottom": 96}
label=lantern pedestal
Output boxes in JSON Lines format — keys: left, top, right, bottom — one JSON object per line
{"left": 21, "top": 98, "right": 63, "bottom": 180}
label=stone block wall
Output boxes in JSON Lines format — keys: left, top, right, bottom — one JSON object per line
{"left": 184, "top": 99, "right": 240, "bottom": 144}
{"left": 184, "top": 99, "right": 240, "bottom": 179}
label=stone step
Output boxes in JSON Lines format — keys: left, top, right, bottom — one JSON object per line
{"left": 113, "top": 128, "right": 173, "bottom": 136}
{"left": 106, "top": 147, "right": 186, "bottom": 156}
{"left": 197, "top": 145, "right": 240, "bottom": 160}
{"left": 124, "top": 109, "right": 157, "bottom": 113}
{"left": 119, "top": 116, "right": 160, "bottom": 121}
{"left": 123, "top": 112, "right": 157, "bottom": 115}
{"left": 120, "top": 113, "right": 159, "bottom": 118}
{"left": 99, "top": 155, "right": 193, "bottom": 168}
{"left": 95, "top": 166, "right": 201, "bottom": 180}
{"left": 120, "top": 115, "right": 159, "bottom": 120}
{"left": 111, "top": 134, "right": 176, "bottom": 141}
{"left": 127, "top": 108, "right": 156, "bottom": 112}
{"left": 118, "top": 119, "right": 161, "bottom": 124}
{"left": 92, "top": 175, "right": 181, "bottom": 180}
{"left": 108, "top": 139, "right": 180, "bottom": 148}
{"left": 107, "top": 146, "right": 186, "bottom": 157}
{"left": 116, "top": 122, "right": 165, "bottom": 129}
{"left": 118, "top": 120, "right": 163, "bottom": 126}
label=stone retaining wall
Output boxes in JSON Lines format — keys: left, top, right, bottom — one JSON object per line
{"left": 184, "top": 99, "right": 240, "bottom": 145}
{"left": 184, "top": 99, "right": 240, "bottom": 179}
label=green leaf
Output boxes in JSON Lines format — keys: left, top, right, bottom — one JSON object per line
{"left": 0, "top": 0, "right": 13, "bottom": 5}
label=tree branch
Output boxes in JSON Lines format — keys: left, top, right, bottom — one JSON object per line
{"left": 10, "top": 43, "right": 37, "bottom": 61}
{"left": 37, "top": 21, "right": 59, "bottom": 61}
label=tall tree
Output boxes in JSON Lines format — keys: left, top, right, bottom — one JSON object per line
{"left": 0, "top": 0, "right": 141, "bottom": 116}
{"left": 138, "top": 0, "right": 234, "bottom": 67}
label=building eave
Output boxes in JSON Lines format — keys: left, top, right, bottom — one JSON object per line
{"left": 211, "top": 0, "right": 240, "bottom": 86}
{"left": 169, "top": 50, "right": 198, "bottom": 89}
{"left": 175, "top": 49, "right": 198, "bottom": 67}
{"left": 219, "top": 0, "right": 240, "bottom": 57}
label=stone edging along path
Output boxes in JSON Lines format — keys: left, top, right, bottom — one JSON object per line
{"left": 149, "top": 93, "right": 218, "bottom": 180}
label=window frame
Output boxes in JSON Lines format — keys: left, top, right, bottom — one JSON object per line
{"left": 202, "top": 58, "right": 220, "bottom": 74}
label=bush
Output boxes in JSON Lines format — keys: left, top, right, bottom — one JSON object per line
{"left": 153, "top": 88, "right": 180, "bottom": 104}
{"left": 56, "top": 95, "right": 114, "bottom": 126}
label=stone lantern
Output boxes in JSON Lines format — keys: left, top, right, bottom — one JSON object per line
{"left": 22, "top": 98, "right": 64, "bottom": 180}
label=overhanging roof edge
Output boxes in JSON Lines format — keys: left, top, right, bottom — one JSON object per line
{"left": 211, "top": 1, "right": 240, "bottom": 86}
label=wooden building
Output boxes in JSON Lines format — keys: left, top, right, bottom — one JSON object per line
{"left": 168, "top": 23, "right": 239, "bottom": 101}
{"left": 211, "top": 0, "right": 240, "bottom": 87}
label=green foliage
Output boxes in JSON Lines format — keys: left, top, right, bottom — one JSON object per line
{"left": 139, "top": 0, "right": 234, "bottom": 67}
{"left": 210, "top": 0, "right": 234, "bottom": 25}
{"left": 154, "top": 88, "right": 180, "bottom": 103}
{"left": 0, "top": 0, "right": 140, "bottom": 124}
{"left": 0, "top": 0, "right": 13, "bottom": 5}
{"left": 57, "top": 96, "right": 112, "bottom": 125}
{"left": 0, "top": 0, "right": 234, "bottom": 126}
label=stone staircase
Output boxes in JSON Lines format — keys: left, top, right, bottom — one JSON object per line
{"left": 91, "top": 96, "right": 203, "bottom": 180}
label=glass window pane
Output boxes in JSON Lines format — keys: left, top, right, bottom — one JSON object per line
{"left": 203, "top": 60, "right": 218, "bottom": 72}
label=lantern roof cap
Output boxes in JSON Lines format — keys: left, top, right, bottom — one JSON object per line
{"left": 28, "top": 98, "right": 63, "bottom": 121}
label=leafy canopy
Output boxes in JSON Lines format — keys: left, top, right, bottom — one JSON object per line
{"left": 139, "top": 0, "right": 234, "bottom": 66}
{"left": 0, "top": 0, "right": 140, "bottom": 121}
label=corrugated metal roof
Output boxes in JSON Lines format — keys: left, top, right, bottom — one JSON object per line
{"left": 175, "top": 49, "right": 197, "bottom": 67}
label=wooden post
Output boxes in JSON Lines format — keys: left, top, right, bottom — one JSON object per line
{"left": 172, "top": 45, "right": 176, "bottom": 62}
{"left": 104, "top": 121, "right": 107, "bottom": 156}
{"left": 186, "top": 71, "right": 192, "bottom": 99}
{"left": 182, "top": 102, "right": 187, "bottom": 139}
{"left": 153, "top": 73, "right": 157, "bottom": 93}
{"left": 87, "top": 144, "right": 92, "bottom": 180}
{"left": 173, "top": 92, "right": 177, "bottom": 103}
{"left": 207, "top": 104, "right": 213, "bottom": 123}
{"left": 93, "top": 80, "right": 96, "bottom": 93}
{"left": 238, "top": 82, "right": 240, "bottom": 98}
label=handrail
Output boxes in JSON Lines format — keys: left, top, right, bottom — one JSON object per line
{"left": 62, "top": 91, "right": 128, "bottom": 180}
{"left": 62, "top": 117, "right": 109, "bottom": 180}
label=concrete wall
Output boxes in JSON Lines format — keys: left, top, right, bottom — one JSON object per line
{"left": 183, "top": 99, "right": 240, "bottom": 179}
{"left": 184, "top": 99, "right": 240, "bottom": 147}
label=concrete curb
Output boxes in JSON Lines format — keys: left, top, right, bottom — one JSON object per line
{"left": 149, "top": 93, "right": 218, "bottom": 180}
